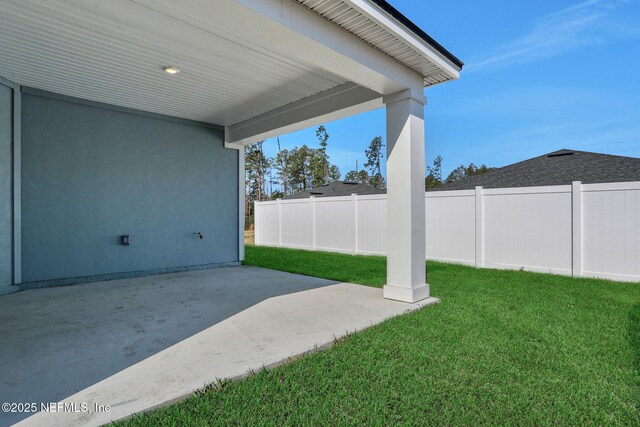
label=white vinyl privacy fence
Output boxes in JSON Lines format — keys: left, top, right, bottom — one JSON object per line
{"left": 254, "top": 181, "right": 640, "bottom": 282}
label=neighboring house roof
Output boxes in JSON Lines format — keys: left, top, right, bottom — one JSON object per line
{"left": 434, "top": 149, "right": 640, "bottom": 191}
{"left": 285, "top": 181, "right": 386, "bottom": 199}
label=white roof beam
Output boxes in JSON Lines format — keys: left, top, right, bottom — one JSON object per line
{"left": 226, "top": 82, "right": 382, "bottom": 145}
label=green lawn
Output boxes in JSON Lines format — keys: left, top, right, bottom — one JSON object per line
{"left": 120, "top": 246, "right": 640, "bottom": 426}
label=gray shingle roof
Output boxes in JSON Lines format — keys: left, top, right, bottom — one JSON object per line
{"left": 433, "top": 149, "right": 640, "bottom": 191}
{"left": 285, "top": 181, "right": 386, "bottom": 199}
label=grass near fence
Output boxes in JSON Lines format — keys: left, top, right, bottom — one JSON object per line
{"left": 119, "top": 246, "right": 640, "bottom": 426}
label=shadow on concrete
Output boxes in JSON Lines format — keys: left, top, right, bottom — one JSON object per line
{"left": 0, "top": 266, "right": 336, "bottom": 426}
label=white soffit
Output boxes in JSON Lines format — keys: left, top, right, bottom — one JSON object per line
{"left": 295, "top": 0, "right": 462, "bottom": 86}
{"left": 0, "top": 0, "right": 348, "bottom": 125}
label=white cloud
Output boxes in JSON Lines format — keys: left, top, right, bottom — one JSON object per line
{"left": 467, "top": 0, "right": 632, "bottom": 71}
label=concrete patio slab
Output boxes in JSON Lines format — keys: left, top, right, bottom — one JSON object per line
{"left": 1, "top": 266, "right": 437, "bottom": 427}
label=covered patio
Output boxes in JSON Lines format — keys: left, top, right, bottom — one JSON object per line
{"left": 0, "top": 266, "right": 436, "bottom": 426}
{"left": 0, "top": 0, "right": 460, "bottom": 424}
{"left": 0, "top": 0, "right": 462, "bottom": 301}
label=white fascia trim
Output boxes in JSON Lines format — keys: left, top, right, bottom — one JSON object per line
{"left": 226, "top": 82, "right": 383, "bottom": 145}
{"left": 346, "top": 0, "right": 461, "bottom": 80}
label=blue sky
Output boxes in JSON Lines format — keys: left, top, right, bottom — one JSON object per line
{"left": 262, "top": 0, "right": 640, "bottom": 179}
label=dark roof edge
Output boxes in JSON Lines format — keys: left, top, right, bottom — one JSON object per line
{"left": 369, "top": 0, "right": 464, "bottom": 69}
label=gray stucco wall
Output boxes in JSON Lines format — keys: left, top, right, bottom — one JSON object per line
{"left": 21, "top": 90, "right": 238, "bottom": 284}
{"left": 0, "top": 83, "right": 12, "bottom": 289}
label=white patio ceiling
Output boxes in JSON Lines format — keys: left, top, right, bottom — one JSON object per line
{"left": 0, "top": 0, "right": 461, "bottom": 140}
{"left": 0, "top": 0, "right": 349, "bottom": 125}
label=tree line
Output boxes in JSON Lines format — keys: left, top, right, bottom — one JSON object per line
{"left": 425, "top": 155, "right": 495, "bottom": 190}
{"left": 245, "top": 125, "right": 386, "bottom": 227}
{"left": 245, "top": 124, "right": 495, "bottom": 227}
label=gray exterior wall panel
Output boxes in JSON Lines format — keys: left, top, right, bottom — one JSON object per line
{"left": 0, "top": 84, "right": 11, "bottom": 288}
{"left": 21, "top": 92, "right": 238, "bottom": 283}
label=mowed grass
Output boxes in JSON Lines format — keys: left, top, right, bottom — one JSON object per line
{"left": 120, "top": 246, "right": 640, "bottom": 426}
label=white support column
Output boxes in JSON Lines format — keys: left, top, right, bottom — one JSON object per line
{"left": 238, "top": 148, "right": 245, "bottom": 261}
{"left": 383, "top": 89, "right": 429, "bottom": 303}
{"left": 572, "top": 181, "right": 582, "bottom": 277}
{"left": 475, "top": 186, "right": 484, "bottom": 268}
{"left": 224, "top": 141, "right": 245, "bottom": 263}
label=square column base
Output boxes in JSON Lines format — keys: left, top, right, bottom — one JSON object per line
{"left": 383, "top": 283, "right": 430, "bottom": 303}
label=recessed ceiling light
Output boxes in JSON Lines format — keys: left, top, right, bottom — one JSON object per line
{"left": 162, "top": 66, "right": 180, "bottom": 74}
